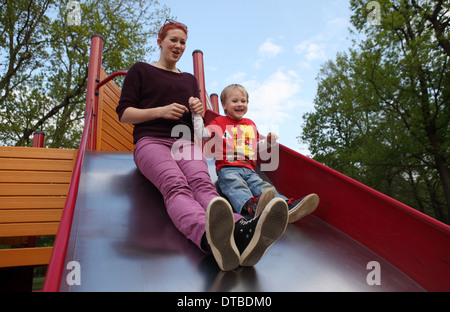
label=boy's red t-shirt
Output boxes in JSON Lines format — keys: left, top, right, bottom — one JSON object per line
{"left": 207, "top": 115, "right": 259, "bottom": 172}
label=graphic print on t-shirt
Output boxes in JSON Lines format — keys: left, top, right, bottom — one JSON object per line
{"left": 227, "top": 124, "right": 257, "bottom": 161}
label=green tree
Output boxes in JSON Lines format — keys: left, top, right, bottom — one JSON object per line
{"left": 301, "top": 0, "right": 449, "bottom": 223}
{"left": 0, "top": 0, "right": 170, "bottom": 148}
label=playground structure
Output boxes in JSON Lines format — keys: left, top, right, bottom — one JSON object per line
{"left": 1, "top": 35, "right": 448, "bottom": 291}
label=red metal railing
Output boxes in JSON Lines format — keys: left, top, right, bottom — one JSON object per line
{"left": 209, "top": 93, "right": 219, "bottom": 113}
{"left": 32, "top": 130, "right": 46, "bottom": 148}
{"left": 85, "top": 35, "right": 104, "bottom": 151}
{"left": 192, "top": 50, "right": 207, "bottom": 116}
{"left": 96, "top": 71, "right": 128, "bottom": 90}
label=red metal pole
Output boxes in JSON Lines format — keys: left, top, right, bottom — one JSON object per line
{"left": 210, "top": 93, "right": 219, "bottom": 114}
{"left": 32, "top": 130, "right": 46, "bottom": 148}
{"left": 192, "top": 50, "right": 207, "bottom": 117}
{"left": 85, "top": 35, "right": 103, "bottom": 150}
{"left": 29, "top": 130, "right": 46, "bottom": 261}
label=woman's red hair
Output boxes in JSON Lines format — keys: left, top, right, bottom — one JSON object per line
{"left": 158, "top": 22, "right": 188, "bottom": 40}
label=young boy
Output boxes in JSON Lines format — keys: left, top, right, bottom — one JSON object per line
{"left": 193, "top": 84, "right": 319, "bottom": 222}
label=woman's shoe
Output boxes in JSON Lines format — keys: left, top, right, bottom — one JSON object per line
{"left": 206, "top": 197, "right": 240, "bottom": 271}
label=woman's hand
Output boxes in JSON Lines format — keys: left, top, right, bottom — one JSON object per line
{"left": 189, "top": 97, "right": 204, "bottom": 115}
{"left": 159, "top": 103, "right": 189, "bottom": 120}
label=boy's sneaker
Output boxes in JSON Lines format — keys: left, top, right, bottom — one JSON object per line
{"left": 206, "top": 197, "right": 240, "bottom": 271}
{"left": 234, "top": 197, "right": 288, "bottom": 267}
{"left": 242, "top": 189, "right": 275, "bottom": 219}
{"left": 286, "top": 193, "right": 319, "bottom": 223}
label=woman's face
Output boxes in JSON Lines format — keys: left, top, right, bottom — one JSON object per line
{"left": 158, "top": 28, "right": 187, "bottom": 64}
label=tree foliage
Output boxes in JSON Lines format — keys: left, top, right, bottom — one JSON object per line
{"left": 0, "top": 0, "right": 170, "bottom": 148}
{"left": 301, "top": 0, "right": 449, "bottom": 223}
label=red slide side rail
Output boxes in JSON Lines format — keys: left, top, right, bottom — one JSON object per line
{"left": 43, "top": 35, "right": 104, "bottom": 292}
{"left": 42, "top": 103, "right": 93, "bottom": 292}
{"left": 263, "top": 143, "right": 450, "bottom": 292}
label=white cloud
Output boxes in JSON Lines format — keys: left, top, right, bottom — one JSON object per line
{"left": 295, "top": 39, "right": 327, "bottom": 62}
{"left": 254, "top": 38, "right": 283, "bottom": 68}
{"left": 295, "top": 15, "right": 349, "bottom": 66}
{"left": 258, "top": 38, "right": 283, "bottom": 58}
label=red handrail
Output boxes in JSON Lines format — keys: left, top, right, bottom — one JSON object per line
{"left": 96, "top": 71, "right": 127, "bottom": 90}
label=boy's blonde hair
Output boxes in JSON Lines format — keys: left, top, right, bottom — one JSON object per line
{"left": 220, "top": 84, "right": 249, "bottom": 104}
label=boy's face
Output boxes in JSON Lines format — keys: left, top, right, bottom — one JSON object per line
{"left": 222, "top": 89, "right": 248, "bottom": 120}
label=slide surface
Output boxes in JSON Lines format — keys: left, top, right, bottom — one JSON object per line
{"left": 59, "top": 151, "right": 424, "bottom": 291}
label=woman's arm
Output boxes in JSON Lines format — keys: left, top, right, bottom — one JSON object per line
{"left": 120, "top": 103, "right": 189, "bottom": 124}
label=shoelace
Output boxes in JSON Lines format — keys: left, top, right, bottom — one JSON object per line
{"left": 247, "top": 194, "right": 261, "bottom": 216}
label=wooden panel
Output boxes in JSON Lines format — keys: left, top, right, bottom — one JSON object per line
{"left": 98, "top": 140, "right": 115, "bottom": 153}
{"left": 0, "top": 170, "right": 73, "bottom": 183}
{"left": 103, "top": 116, "right": 133, "bottom": 146}
{"left": 0, "top": 197, "right": 66, "bottom": 210}
{"left": 103, "top": 90, "right": 122, "bottom": 112}
{"left": 0, "top": 158, "right": 75, "bottom": 171}
{"left": 0, "top": 209, "right": 62, "bottom": 223}
{"left": 0, "top": 247, "right": 53, "bottom": 267}
{"left": 0, "top": 183, "right": 69, "bottom": 196}
{"left": 0, "top": 222, "right": 59, "bottom": 237}
{"left": 100, "top": 130, "right": 127, "bottom": 152}
{"left": 0, "top": 146, "right": 77, "bottom": 160}
{"left": 97, "top": 68, "right": 133, "bottom": 152}
{"left": 0, "top": 146, "right": 76, "bottom": 268}
{"left": 100, "top": 120, "right": 134, "bottom": 151}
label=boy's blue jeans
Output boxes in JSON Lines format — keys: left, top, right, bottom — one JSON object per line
{"left": 217, "top": 167, "right": 287, "bottom": 214}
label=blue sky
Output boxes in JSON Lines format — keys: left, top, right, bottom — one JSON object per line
{"left": 157, "top": 0, "right": 355, "bottom": 155}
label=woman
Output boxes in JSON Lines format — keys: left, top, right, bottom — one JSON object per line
{"left": 116, "top": 19, "right": 288, "bottom": 271}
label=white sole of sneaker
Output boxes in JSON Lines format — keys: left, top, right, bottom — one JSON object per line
{"left": 240, "top": 197, "right": 288, "bottom": 267}
{"left": 206, "top": 197, "right": 240, "bottom": 271}
{"left": 288, "top": 193, "right": 319, "bottom": 223}
{"left": 254, "top": 189, "right": 276, "bottom": 218}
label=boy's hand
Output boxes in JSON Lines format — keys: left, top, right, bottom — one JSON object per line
{"left": 267, "top": 132, "right": 279, "bottom": 144}
{"left": 189, "top": 97, "right": 204, "bottom": 115}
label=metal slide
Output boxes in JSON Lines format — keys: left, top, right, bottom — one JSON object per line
{"left": 58, "top": 151, "right": 424, "bottom": 292}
